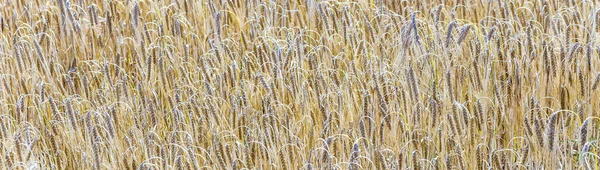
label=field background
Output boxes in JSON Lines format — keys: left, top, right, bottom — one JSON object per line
{"left": 1, "top": 0, "right": 600, "bottom": 169}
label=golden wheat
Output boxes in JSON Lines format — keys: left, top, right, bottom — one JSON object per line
{"left": 1, "top": 0, "right": 600, "bottom": 169}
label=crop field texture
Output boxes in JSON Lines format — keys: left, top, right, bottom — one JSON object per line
{"left": 1, "top": 0, "right": 600, "bottom": 169}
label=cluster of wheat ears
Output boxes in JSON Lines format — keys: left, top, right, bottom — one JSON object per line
{"left": 1, "top": 0, "right": 600, "bottom": 169}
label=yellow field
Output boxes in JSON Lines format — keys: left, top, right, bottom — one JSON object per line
{"left": 1, "top": 0, "right": 599, "bottom": 169}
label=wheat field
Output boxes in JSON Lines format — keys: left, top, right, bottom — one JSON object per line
{"left": 1, "top": 0, "right": 599, "bottom": 169}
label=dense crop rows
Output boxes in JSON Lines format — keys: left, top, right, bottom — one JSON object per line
{"left": 1, "top": 0, "right": 600, "bottom": 169}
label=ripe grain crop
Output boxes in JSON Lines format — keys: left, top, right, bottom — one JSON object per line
{"left": 1, "top": 0, "right": 600, "bottom": 169}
